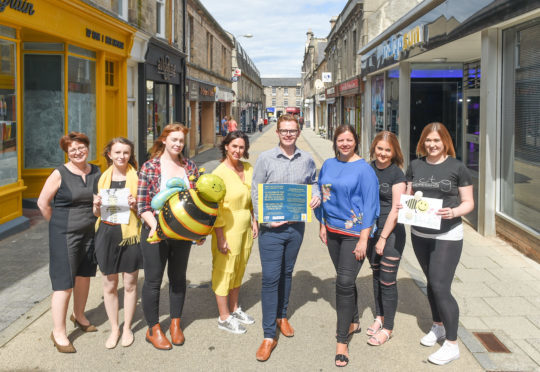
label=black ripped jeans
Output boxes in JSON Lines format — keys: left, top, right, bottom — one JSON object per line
{"left": 367, "top": 224, "right": 406, "bottom": 331}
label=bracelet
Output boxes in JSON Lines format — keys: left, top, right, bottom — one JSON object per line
{"left": 380, "top": 235, "right": 387, "bottom": 240}
{"left": 451, "top": 208, "right": 455, "bottom": 218}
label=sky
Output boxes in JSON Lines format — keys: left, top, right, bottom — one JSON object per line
{"left": 199, "top": 0, "right": 346, "bottom": 78}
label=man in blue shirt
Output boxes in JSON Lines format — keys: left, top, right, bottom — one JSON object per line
{"left": 251, "top": 114, "right": 321, "bottom": 361}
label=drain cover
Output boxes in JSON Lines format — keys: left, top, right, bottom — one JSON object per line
{"left": 473, "top": 332, "right": 511, "bottom": 353}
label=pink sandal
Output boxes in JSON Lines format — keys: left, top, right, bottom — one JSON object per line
{"left": 367, "top": 329, "right": 392, "bottom": 346}
{"left": 366, "top": 318, "right": 382, "bottom": 336}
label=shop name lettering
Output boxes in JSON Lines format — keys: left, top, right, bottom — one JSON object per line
{"left": 0, "top": 0, "right": 35, "bottom": 15}
{"left": 381, "top": 25, "right": 424, "bottom": 61}
{"left": 157, "top": 56, "right": 176, "bottom": 80}
{"left": 340, "top": 79, "right": 358, "bottom": 92}
{"left": 200, "top": 87, "right": 214, "bottom": 96}
{"left": 85, "top": 28, "right": 124, "bottom": 49}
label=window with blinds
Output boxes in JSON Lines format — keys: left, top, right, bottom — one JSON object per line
{"left": 500, "top": 18, "right": 540, "bottom": 233}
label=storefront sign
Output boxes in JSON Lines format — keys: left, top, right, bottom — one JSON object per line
{"left": 157, "top": 55, "right": 176, "bottom": 80}
{"left": 188, "top": 80, "right": 198, "bottom": 101}
{"left": 326, "top": 86, "right": 336, "bottom": 98}
{"left": 86, "top": 28, "right": 125, "bottom": 49}
{"left": 199, "top": 82, "right": 216, "bottom": 101}
{"left": 0, "top": 0, "right": 35, "bottom": 15}
{"left": 233, "top": 68, "right": 241, "bottom": 77}
{"left": 215, "top": 87, "right": 234, "bottom": 102}
{"left": 339, "top": 79, "right": 359, "bottom": 93}
{"left": 318, "top": 93, "right": 326, "bottom": 102}
{"left": 266, "top": 107, "right": 275, "bottom": 113}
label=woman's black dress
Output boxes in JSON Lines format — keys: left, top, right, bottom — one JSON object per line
{"left": 49, "top": 164, "right": 100, "bottom": 291}
{"left": 95, "top": 180, "right": 143, "bottom": 275}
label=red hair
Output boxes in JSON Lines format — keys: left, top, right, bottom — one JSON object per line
{"left": 416, "top": 122, "right": 456, "bottom": 158}
{"left": 59, "top": 132, "right": 90, "bottom": 153}
{"left": 149, "top": 123, "right": 189, "bottom": 160}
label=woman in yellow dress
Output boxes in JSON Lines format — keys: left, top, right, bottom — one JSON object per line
{"left": 211, "top": 130, "right": 258, "bottom": 334}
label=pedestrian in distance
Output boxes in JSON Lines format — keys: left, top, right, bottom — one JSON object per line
{"left": 298, "top": 116, "right": 304, "bottom": 131}
{"left": 93, "top": 137, "right": 142, "bottom": 349}
{"left": 228, "top": 116, "right": 238, "bottom": 132}
{"left": 316, "top": 124, "right": 380, "bottom": 367}
{"left": 137, "top": 123, "right": 201, "bottom": 350}
{"left": 221, "top": 115, "right": 228, "bottom": 137}
{"left": 258, "top": 117, "right": 263, "bottom": 132}
{"left": 251, "top": 114, "right": 321, "bottom": 362}
{"left": 37, "top": 132, "right": 101, "bottom": 353}
{"left": 365, "top": 131, "right": 407, "bottom": 346}
{"left": 211, "top": 131, "right": 258, "bottom": 334}
{"left": 406, "top": 122, "right": 474, "bottom": 365}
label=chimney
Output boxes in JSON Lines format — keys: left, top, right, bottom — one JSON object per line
{"left": 329, "top": 16, "right": 338, "bottom": 30}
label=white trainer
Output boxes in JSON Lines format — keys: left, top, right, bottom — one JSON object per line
{"left": 428, "top": 340, "right": 460, "bottom": 365}
{"left": 217, "top": 315, "right": 247, "bottom": 334}
{"left": 421, "top": 323, "right": 446, "bottom": 347}
{"left": 232, "top": 306, "right": 255, "bottom": 325}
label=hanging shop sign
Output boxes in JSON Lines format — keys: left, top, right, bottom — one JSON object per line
{"left": 0, "top": 0, "right": 35, "bottom": 15}
{"left": 187, "top": 80, "right": 198, "bottom": 101}
{"left": 145, "top": 38, "right": 181, "bottom": 85}
{"left": 322, "top": 72, "right": 332, "bottom": 83}
{"left": 215, "top": 87, "right": 234, "bottom": 102}
{"left": 325, "top": 86, "right": 337, "bottom": 99}
{"left": 157, "top": 55, "right": 176, "bottom": 81}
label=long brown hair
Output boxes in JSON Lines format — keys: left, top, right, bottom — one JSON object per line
{"left": 149, "top": 123, "right": 189, "bottom": 160}
{"left": 103, "top": 137, "right": 138, "bottom": 169}
{"left": 416, "top": 122, "right": 456, "bottom": 158}
{"left": 369, "top": 131, "right": 404, "bottom": 168}
{"left": 332, "top": 125, "right": 359, "bottom": 157}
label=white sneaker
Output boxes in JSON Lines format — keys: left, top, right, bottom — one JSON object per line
{"left": 232, "top": 306, "right": 255, "bottom": 325}
{"left": 217, "top": 315, "right": 246, "bottom": 334}
{"left": 428, "top": 340, "right": 460, "bottom": 365}
{"left": 421, "top": 324, "right": 446, "bottom": 346}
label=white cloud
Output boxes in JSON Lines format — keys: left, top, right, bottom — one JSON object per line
{"left": 199, "top": 0, "right": 345, "bottom": 77}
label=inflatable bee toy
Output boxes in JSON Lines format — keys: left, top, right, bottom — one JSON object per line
{"left": 148, "top": 170, "right": 226, "bottom": 242}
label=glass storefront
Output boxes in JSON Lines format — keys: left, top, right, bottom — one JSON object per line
{"left": 386, "top": 69, "right": 399, "bottom": 134}
{"left": 145, "top": 81, "right": 174, "bottom": 155}
{"left": 0, "top": 38, "right": 17, "bottom": 186}
{"left": 501, "top": 19, "right": 540, "bottom": 233}
{"left": 371, "top": 74, "right": 384, "bottom": 139}
{"left": 23, "top": 43, "right": 97, "bottom": 167}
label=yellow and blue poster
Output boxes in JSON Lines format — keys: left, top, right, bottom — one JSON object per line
{"left": 258, "top": 184, "right": 312, "bottom": 223}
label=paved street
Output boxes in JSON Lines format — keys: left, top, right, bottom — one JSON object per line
{"left": 0, "top": 124, "right": 539, "bottom": 371}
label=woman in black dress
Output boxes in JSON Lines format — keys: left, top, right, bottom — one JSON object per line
{"left": 93, "top": 137, "right": 141, "bottom": 349}
{"left": 38, "top": 132, "right": 101, "bottom": 353}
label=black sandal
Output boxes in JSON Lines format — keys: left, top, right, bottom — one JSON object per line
{"left": 335, "top": 354, "right": 349, "bottom": 367}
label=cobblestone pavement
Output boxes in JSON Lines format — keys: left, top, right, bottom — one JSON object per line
{"left": 0, "top": 124, "right": 538, "bottom": 371}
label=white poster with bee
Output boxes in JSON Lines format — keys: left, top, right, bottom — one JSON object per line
{"left": 397, "top": 192, "right": 443, "bottom": 230}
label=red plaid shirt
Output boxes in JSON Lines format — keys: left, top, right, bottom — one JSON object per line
{"left": 137, "top": 157, "right": 199, "bottom": 217}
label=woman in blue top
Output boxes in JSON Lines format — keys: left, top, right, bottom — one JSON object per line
{"left": 317, "top": 125, "right": 379, "bottom": 367}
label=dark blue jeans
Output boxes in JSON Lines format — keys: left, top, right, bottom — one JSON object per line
{"left": 259, "top": 223, "right": 305, "bottom": 339}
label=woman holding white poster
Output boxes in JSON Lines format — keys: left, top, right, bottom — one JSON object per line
{"left": 93, "top": 137, "right": 142, "bottom": 349}
{"left": 406, "top": 123, "right": 474, "bottom": 365}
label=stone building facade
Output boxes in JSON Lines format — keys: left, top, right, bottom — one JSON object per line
{"left": 262, "top": 78, "right": 302, "bottom": 120}
{"left": 185, "top": 0, "right": 234, "bottom": 156}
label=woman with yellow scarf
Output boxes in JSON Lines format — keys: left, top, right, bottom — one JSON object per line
{"left": 93, "top": 137, "right": 142, "bottom": 349}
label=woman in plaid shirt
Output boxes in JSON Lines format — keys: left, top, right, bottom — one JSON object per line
{"left": 137, "top": 123, "right": 199, "bottom": 350}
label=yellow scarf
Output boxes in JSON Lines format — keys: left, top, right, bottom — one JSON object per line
{"left": 96, "top": 164, "right": 141, "bottom": 246}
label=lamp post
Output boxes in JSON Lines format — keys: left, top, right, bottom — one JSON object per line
{"left": 232, "top": 33, "right": 254, "bottom": 132}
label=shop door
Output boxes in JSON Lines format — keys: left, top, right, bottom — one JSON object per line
{"left": 462, "top": 92, "right": 480, "bottom": 228}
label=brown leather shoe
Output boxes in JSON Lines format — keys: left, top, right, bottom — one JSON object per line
{"left": 70, "top": 314, "right": 97, "bottom": 332}
{"left": 50, "top": 332, "right": 76, "bottom": 353}
{"left": 276, "top": 318, "right": 294, "bottom": 337}
{"left": 256, "top": 338, "right": 277, "bottom": 362}
{"left": 169, "top": 318, "right": 185, "bottom": 346}
{"left": 145, "top": 324, "right": 172, "bottom": 350}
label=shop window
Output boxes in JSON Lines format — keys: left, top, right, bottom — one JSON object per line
{"left": 111, "top": 0, "right": 128, "bottom": 20}
{"left": 0, "top": 39, "right": 17, "bottom": 186}
{"left": 105, "top": 61, "right": 115, "bottom": 87}
{"left": 371, "top": 74, "right": 384, "bottom": 139}
{"left": 69, "top": 44, "right": 96, "bottom": 59}
{"left": 464, "top": 61, "right": 481, "bottom": 90}
{"left": 501, "top": 19, "right": 540, "bottom": 233}
{"left": 68, "top": 56, "right": 96, "bottom": 160}
{"left": 23, "top": 54, "right": 65, "bottom": 168}
{"left": 0, "top": 25, "right": 16, "bottom": 39}
{"left": 156, "top": 0, "right": 165, "bottom": 37}
{"left": 385, "top": 69, "right": 399, "bottom": 135}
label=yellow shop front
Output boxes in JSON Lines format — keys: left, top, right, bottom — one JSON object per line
{"left": 0, "top": 0, "right": 134, "bottom": 236}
